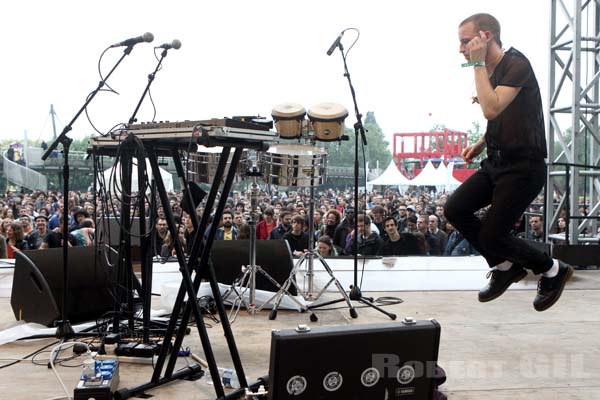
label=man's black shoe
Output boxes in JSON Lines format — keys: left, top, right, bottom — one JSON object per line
{"left": 533, "top": 261, "right": 574, "bottom": 312}
{"left": 478, "top": 266, "right": 527, "bottom": 303}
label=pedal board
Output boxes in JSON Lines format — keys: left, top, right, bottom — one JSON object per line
{"left": 73, "top": 360, "right": 119, "bottom": 400}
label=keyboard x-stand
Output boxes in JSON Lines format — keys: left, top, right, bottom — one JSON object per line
{"left": 92, "top": 123, "right": 275, "bottom": 399}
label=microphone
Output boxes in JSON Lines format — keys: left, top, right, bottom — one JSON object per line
{"left": 111, "top": 32, "right": 154, "bottom": 48}
{"left": 155, "top": 39, "right": 182, "bottom": 50}
{"left": 326, "top": 32, "right": 344, "bottom": 56}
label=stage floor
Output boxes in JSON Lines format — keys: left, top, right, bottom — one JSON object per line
{"left": 1, "top": 257, "right": 599, "bottom": 399}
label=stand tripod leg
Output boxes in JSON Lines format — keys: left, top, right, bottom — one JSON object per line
{"left": 223, "top": 269, "right": 253, "bottom": 323}
{"left": 266, "top": 270, "right": 312, "bottom": 320}
{"left": 306, "top": 253, "right": 358, "bottom": 319}
{"left": 350, "top": 285, "right": 396, "bottom": 320}
{"left": 265, "top": 255, "right": 316, "bottom": 321}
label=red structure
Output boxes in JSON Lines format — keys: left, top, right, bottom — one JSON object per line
{"left": 392, "top": 129, "right": 476, "bottom": 182}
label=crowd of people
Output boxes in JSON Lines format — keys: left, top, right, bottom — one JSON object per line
{"left": 0, "top": 185, "right": 579, "bottom": 261}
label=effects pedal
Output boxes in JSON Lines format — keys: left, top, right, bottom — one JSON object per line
{"left": 115, "top": 342, "right": 157, "bottom": 358}
{"left": 73, "top": 360, "right": 119, "bottom": 400}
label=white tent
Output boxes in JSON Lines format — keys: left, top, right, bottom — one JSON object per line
{"left": 367, "top": 160, "right": 411, "bottom": 190}
{"left": 436, "top": 161, "right": 463, "bottom": 191}
{"left": 444, "top": 162, "right": 464, "bottom": 191}
{"left": 101, "top": 159, "right": 174, "bottom": 193}
{"left": 408, "top": 160, "right": 448, "bottom": 189}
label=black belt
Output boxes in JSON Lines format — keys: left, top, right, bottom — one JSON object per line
{"left": 488, "top": 148, "right": 544, "bottom": 162}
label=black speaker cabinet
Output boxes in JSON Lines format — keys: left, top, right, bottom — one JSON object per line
{"left": 268, "top": 319, "right": 441, "bottom": 400}
{"left": 11, "top": 246, "right": 115, "bottom": 327}
{"left": 210, "top": 239, "right": 297, "bottom": 296}
{"left": 96, "top": 217, "right": 146, "bottom": 247}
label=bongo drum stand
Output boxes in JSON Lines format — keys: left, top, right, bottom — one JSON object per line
{"left": 268, "top": 139, "right": 356, "bottom": 321}
{"left": 223, "top": 164, "right": 308, "bottom": 319}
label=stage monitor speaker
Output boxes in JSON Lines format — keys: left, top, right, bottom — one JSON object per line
{"left": 268, "top": 320, "right": 441, "bottom": 399}
{"left": 11, "top": 246, "right": 115, "bottom": 327}
{"left": 96, "top": 217, "right": 147, "bottom": 247}
{"left": 210, "top": 239, "right": 297, "bottom": 296}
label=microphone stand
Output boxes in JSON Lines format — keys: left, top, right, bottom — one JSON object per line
{"left": 334, "top": 36, "right": 396, "bottom": 320}
{"left": 115, "top": 47, "right": 172, "bottom": 337}
{"left": 41, "top": 45, "right": 138, "bottom": 341}
{"left": 128, "top": 47, "right": 170, "bottom": 124}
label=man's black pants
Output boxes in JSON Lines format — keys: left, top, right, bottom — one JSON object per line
{"left": 445, "top": 157, "right": 553, "bottom": 274}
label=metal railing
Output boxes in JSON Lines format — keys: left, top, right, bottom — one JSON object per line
{"left": 2, "top": 149, "right": 48, "bottom": 191}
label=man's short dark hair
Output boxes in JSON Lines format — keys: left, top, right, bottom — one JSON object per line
{"left": 357, "top": 214, "right": 371, "bottom": 225}
{"left": 371, "top": 205, "right": 385, "bottom": 215}
{"left": 384, "top": 216, "right": 397, "bottom": 227}
{"left": 460, "top": 13, "right": 502, "bottom": 47}
{"left": 222, "top": 210, "right": 233, "bottom": 219}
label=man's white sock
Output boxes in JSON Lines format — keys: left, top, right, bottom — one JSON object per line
{"left": 495, "top": 261, "right": 513, "bottom": 271}
{"left": 542, "top": 259, "right": 560, "bottom": 278}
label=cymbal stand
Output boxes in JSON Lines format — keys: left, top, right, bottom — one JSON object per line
{"left": 297, "top": 134, "right": 319, "bottom": 299}
{"left": 222, "top": 164, "right": 301, "bottom": 320}
{"left": 222, "top": 167, "right": 261, "bottom": 317}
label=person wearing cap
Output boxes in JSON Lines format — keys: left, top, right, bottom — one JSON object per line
{"left": 406, "top": 204, "right": 418, "bottom": 218}
{"left": 70, "top": 207, "right": 89, "bottom": 232}
{"left": 26, "top": 215, "right": 49, "bottom": 249}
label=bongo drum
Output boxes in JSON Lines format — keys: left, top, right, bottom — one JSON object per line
{"left": 271, "top": 102, "right": 306, "bottom": 139}
{"left": 187, "top": 146, "right": 248, "bottom": 184}
{"left": 260, "top": 144, "right": 328, "bottom": 187}
{"left": 307, "top": 102, "right": 348, "bottom": 141}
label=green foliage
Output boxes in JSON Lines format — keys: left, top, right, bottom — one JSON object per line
{"left": 429, "top": 123, "right": 446, "bottom": 132}
{"left": 321, "top": 111, "right": 391, "bottom": 168}
{"left": 69, "top": 136, "right": 92, "bottom": 152}
{"left": 466, "top": 121, "right": 486, "bottom": 164}
{"left": 552, "top": 127, "right": 592, "bottom": 165}
{"left": 1, "top": 136, "right": 93, "bottom": 192}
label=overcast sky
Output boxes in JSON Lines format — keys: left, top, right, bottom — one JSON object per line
{"left": 0, "top": 0, "right": 551, "bottom": 151}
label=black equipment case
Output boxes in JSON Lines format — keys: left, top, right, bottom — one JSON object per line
{"left": 267, "top": 318, "right": 441, "bottom": 399}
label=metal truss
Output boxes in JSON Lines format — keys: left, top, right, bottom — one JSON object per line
{"left": 547, "top": 0, "right": 600, "bottom": 244}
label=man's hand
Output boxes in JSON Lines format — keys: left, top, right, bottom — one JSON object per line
{"left": 467, "top": 31, "right": 488, "bottom": 62}
{"left": 461, "top": 141, "right": 485, "bottom": 164}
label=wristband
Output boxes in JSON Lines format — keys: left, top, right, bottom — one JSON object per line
{"left": 461, "top": 61, "right": 486, "bottom": 68}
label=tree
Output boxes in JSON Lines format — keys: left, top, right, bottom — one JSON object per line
{"left": 321, "top": 111, "right": 391, "bottom": 168}
{"left": 428, "top": 124, "right": 446, "bottom": 152}
{"left": 1, "top": 136, "right": 95, "bottom": 192}
{"left": 466, "top": 121, "right": 486, "bottom": 165}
